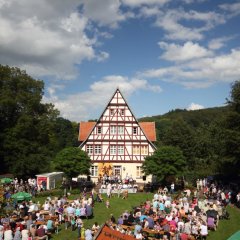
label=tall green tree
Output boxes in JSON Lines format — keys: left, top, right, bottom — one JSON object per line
{"left": 220, "top": 81, "right": 240, "bottom": 175}
{"left": 162, "top": 118, "right": 196, "bottom": 169}
{"left": 53, "top": 147, "right": 91, "bottom": 180}
{"left": 0, "top": 65, "right": 59, "bottom": 176}
{"left": 142, "top": 146, "right": 186, "bottom": 182}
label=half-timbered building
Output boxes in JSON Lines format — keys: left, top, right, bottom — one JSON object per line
{"left": 79, "top": 88, "right": 156, "bottom": 183}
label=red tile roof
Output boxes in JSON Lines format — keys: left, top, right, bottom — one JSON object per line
{"left": 78, "top": 122, "right": 96, "bottom": 141}
{"left": 78, "top": 121, "right": 156, "bottom": 142}
{"left": 139, "top": 122, "right": 156, "bottom": 142}
{"left": 96, "top": 225, "right": 136, "bottom": 240}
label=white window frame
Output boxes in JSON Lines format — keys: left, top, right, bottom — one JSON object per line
{"left": 114, "top": 166, "right": 121, "bottom": 176}
{"left": 118, "top": 126, "right": 124, "bottom": 135}
{"left": 121, "top": 109, "right": 125, "bottom": 116}
{"left": 86, "top": 145, "right": 93, "bottom": 154}
{"left": 110, "top": 126, "right": 117, "bottom": 134}
{"left": 110, "top": 145, "right": 116, "bottom": 155}
{"left": 133, "top": 145, "right": 140, "bottom": 154}
{"left": 118, "top": 145, "right": 124, "bottom": 155}
{"left": 141, "top": 145, "right": 148, "bottom": 155}
{"left": 95, "top": 145, "right": 101, "bottom": 154}
{"left": 136, "top": 166, "right": 143, "bottom": 178}
{"left": 91, "top": 166, "right": 98, "bottom": 177}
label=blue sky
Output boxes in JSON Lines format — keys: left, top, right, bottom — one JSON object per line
{"left": 0, "top": 0, "right": 240, "bottom": 121}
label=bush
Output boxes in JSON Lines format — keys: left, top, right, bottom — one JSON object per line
{"left": 36, "top": 189, "right": 63, "bottom": 198}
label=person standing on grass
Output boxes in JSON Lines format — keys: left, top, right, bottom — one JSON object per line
{"left": 170, "top": 183, "right": 175, "bottom": 194}
{"left": 76, "top": 216, "right": 83, "bottom": 239}
{"left": 107, "top": 183, "right": 112, "bottom": 198}
{"left": 106, "top": 199, "right": 110, "bottom": 208}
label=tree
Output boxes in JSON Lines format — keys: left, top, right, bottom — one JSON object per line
{"left": 50, "top": 117, "right": 79, "bottom": 152}
{"left": 162, "top": 118, "right": 197, "bottom": 169}
{"left": 220, "top": 81, "right": 240, "bottom": 175}
{"left": 227, "top": 81, "right": 240, "bottom": 113}
{"left": 53, "top": 147, "right": 91, "bottom": 180}
{"left": 0, "top": 65, "right": 59, "bottom": 176}
{"left": 142, "top": 146, "right": 186, "bottom": 182}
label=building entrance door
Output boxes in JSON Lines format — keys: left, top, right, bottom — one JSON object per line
{"left": 113, "top": 166, "right": 121, "bottom": 178}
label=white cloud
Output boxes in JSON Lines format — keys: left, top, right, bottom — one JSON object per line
{"left": 43, "top": 75, "right": 162, "bottom": 121}
{"left": 141, "top": 48, "right": 240, "bottom": 88}
{"left": 139, "top": 6, "right": 162, "bottom": 17}
{"left": 121, "top": 0, "right": 170, "bottom": 7}
{"left": 208, "top": 36, "right": 233, "bottom": 50}
{"left": 152, "top": 8, "right": 225, "bottom": 41}
{"left": 187, "top": 103, "right": 204, "bottom": 110}
{"left": 219, "top": 2, "right": 240, "bottom": 17}
{"left": 80, "top": 0, "right": 131, "bottom": 28}
{"left": 0, "top": 1, "right": 101, "bottom": 80}
{"left": 159, "top": 41, "right": 212, "bottom": 61}
{"left": 0, "top": 0, "right": 119, "bottom": 80}
{"left": 96, "top": 51, "right": 110, "bottom": 62}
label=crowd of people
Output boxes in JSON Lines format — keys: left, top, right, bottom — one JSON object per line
{"left": 0, "top": 177, "right": 239, "bottom": 240}
{"left": 0, "top": 192, "right": 96, "bottom": 240}
{"left": 2, "top": 178, "right": 47, "bottom": 201}
{"left": 103, "top": 181, "right": 235, "bottom": 240}
{"left": 100, "top": 173, "right": 135, "bottom": 185}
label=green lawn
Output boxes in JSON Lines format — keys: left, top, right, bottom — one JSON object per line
{"left": 51, "top": 193, "right": 153, "bottom": 240}
{"left": 208, "top": 206, "right": 240, "bottom": 240}
{"left": 41, "top": 193, "right": 240, "bottom": 240}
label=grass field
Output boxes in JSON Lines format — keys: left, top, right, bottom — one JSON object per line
{"left": 43, "top": 193, "right": 240, "bottom": 240}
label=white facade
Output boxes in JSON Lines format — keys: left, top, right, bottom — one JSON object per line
{"left": 79, "top": 89, "right": 156, "bottom": 183}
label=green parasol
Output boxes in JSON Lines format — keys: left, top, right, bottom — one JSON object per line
{"left": 227, "top": 231, "right": 240, "bottom": 240}
{"left": 0, "top": 177, "right": 13, "bottom": 184}
{"left": 11, "top": 191, "right": 32, "bottom": 201}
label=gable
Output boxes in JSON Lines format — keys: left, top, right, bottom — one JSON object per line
{"left": 78, "top": 88, "right": 156, "bottom": 151}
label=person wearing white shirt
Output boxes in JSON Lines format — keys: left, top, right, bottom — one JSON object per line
{"left": 4, "top": 227, "right": 13, "bottom": 240}
{"left": 200, "top": 222, "right": 208, "bottom": 240}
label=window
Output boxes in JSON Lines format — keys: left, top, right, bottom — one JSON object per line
{"left": 121, "top": 109, "right": 125, "bottom": 116}
{"left": 110, "top": 126, "right": 117, "bottom": 134}
{"left": 110, "top": 109, "right": 114, "bottom": 116}
{"left": 110, "top": 145, "right": 116, "bottom": 155}
{"left": 141, "top": 146, "right": 148, "bottom": 155}
{"left": 95, "top": 145, "right": 101, "bottom": 154}
{"left": 91, "top": 166, "right": 98, "bottom": 177}
{"left": 136, "top": 166, "right": 143, "bottom": 178}
{"left": 133, "top": 145, "right": 140, "bottom": 154}
{"left": 118, "top": 145, "right": 124, "bottom": 155}
{"left": 97, "top": 126, "right": 102, "bottom": 134}
{"left": 133, "top": 127, "right": 138, "bottom": 134}
{"left": 118, "top": 126, "right": 124, "bottom": 134}
{"left": 86, "top": 145, "right": 93, "bottom": 154}
{"left": 114, "top": 166, "right": 121, "bottom": 176}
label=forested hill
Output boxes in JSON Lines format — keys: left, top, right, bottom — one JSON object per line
{"left": 138, "top": 95, "right": 240, "bottom": 179}
{"left": 140, "top": 106, "right": 229, "bottom": 127}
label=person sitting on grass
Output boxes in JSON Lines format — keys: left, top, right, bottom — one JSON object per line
{"left": 36, "top": 225, "right": 48, "bottom": 240}
{"left": 91, "top": 222, "right": 100, "bottom": 235}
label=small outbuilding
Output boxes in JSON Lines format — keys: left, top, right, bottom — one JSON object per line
{"left": 36, "top": 172, "right": 64, "bottom": 190}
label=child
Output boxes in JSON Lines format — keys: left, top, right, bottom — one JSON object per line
{"left": 106, "top": 199, "right": 110, "bottom": 208}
